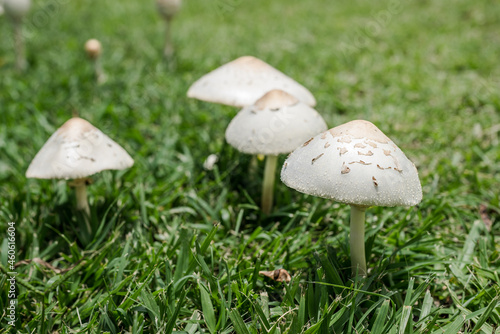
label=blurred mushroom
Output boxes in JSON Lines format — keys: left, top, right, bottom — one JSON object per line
{"left": 226, "top": 89, "right": 327, "bottom": 214}
{"left": 84, "top": 39, "right": 106, "bottom": 84}
{"left": 187, "top": 56, "right": 317, "bottom": 108}
{"left": 156, "top": 0, "right": 181, "bottom": 57}
{"left": 26, "top": 117, "right": 134, "bottom": 232}
{"left": 281, "top": 120, "right": 422, "bottom": 275}
{"left": 3, "top": 0, "right": 30, "bottom": 70}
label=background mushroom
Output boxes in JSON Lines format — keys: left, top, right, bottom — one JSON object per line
{"left": 226, "top": 89, "right": 327, "bottom": 214}
{"left": 3, "top": 0, "right": 31, "bottom": 70}
{"left": 26, "top": 117, "right": 134, "bottom": 233}
{"left": 156, "top": 0, "right": 182, "bottom": 57}
{"left": 84, "top": 39, "right": 106, "bottom": 84}
{"left": 187, "top": 56, "right": 317, "bottom": 108}
{"left": 281, "top": 120, "right": 422, "bottom": 275}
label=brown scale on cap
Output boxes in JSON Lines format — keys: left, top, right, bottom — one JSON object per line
{"left": 303, "top": 137, "right": 314, "bottom": 147}
{"left": 341, "top": 162, "right": 350, "bottom": 174}
{"left": 233, "top": 55, "right": 271, "bottom": 71}
{"left": 254, "top": 89, "right": 299, "bottom": 111}
{"left": 329, "top": 120, "right": 391, "bottom": 143}
{"left": 337, "top": 136, "right": 352, "bottom": 143}
{"left": 349, "top": 160, "right": 372, "bottom": 165}
{"left": 358, "top": 151, "right": 373, "bottom": 156}
{"left": 311, "top": 153, "right": 324, "bottom": 164}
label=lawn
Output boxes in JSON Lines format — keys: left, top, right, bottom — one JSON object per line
{"left": 1, "top": 0, "right": 499, "bottom": 332}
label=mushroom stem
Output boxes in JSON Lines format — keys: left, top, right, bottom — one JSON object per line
{"left": 12, "top": 18, "right": 26, "bottom": 71}
{"left": 163, "top": 18, "right": 174, "bottom": 57}
{"left": 350, "top": 205, "right": 367, "bottom": 276}
{"left": 93, "top": 58, "right": 105, "bottom": 84}
{"left": 261, "top": 155, "right": 278, "bottom": 214}
{"left": 74, "top": 179, "right": 91, "bottom": 233}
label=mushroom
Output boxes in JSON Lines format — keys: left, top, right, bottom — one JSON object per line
{"left": 226, "top": 89, "right": 327, "bottom": 214}
{"left": 156, "top": 0, "right": 182, "bottom": 57}
{"left": 3, "top": 0, "right": 31, "bottom": 70}
{"left": 280, "top": 120, "right": 422, "bottom": 275}
{"left": 84, "top": 39, "right": 106, "bottom": 84}
{"left": 26, "top": 117, "right": 134, "bottom": 232}
{"left": 187, "top": 56, "right": 317, "bottom": 108}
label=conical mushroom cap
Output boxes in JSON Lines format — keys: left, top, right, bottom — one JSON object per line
{"left": 4, "top": 0, "right": 30, "bottom": 20}
{"left": 281, "top": 120, "right": 422, "bottom": 207}
{"left": 187, "top": 56, "right": 317, "bottom": 107}
{"left": 26, "top": 117, "right": 134, "bottom": 180}
{"left": 156, "top": 0, "right": 181, "bottom": 20}
{"left": 225, "top": 89, "right": 327, "bottom": 155}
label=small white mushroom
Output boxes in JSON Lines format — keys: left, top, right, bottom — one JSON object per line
{"left": 26, "top": 117, "right": 134, "bottom": 232}
{"left": 84, "top": 39, "right": 106, "bottom": 84}
{"left": 4, "top": 0, "right": 31, "bottom": 70}
{"left": 156, "top": 0, "right": 182, "bottom": 57}
{"left": 187, "top": 56, "right": 317, "bottom": 108}
{"left": 225, "top": 89, "right": 327, "bottom": 214}
{"left": 281, "top": 120, "right": 422, "bottom": 275}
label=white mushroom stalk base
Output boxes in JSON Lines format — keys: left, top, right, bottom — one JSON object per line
{"left": 261, "top": 155, "right": 278, "bottom": 215}
{"left": 350, "top": 205, "right": 367, "bottom": 276}
{"left": 73, "top": 178, "right": 91, "bottom": 233}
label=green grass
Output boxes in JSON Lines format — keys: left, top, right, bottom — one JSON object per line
{"left": 1, "top": 0, "right": 500, "bottom": 332}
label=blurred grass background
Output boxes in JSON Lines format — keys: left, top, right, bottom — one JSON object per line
{"left": 0, "top": 0, "right": 499, "bottom": 332}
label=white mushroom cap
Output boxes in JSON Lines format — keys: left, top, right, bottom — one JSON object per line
{"left": 225, "top": 89, "right": 327, "bottom": 155}
{"left": 156, "top": 0, "right": 181, "bottom": 20}
{"left": 281, "top": 120, "right": 422, "bottom": 207}
{"left": 26, "top": 117, "right": 134, "bottom": 180}
{"left": 3, "top": 0, "right": 30, "bottom": 20}
{"left": 84, "top": 39, "right": 102, "bottom": 59}
{"left": 187, "top": 56, "right": 317, "bottom": 107}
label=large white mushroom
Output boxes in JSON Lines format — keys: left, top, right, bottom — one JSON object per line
{"left": 156, "top": 0, "right": 182, "bottom": 57}
{"left": 281, "top": 120, "right": 422, "bottom": 275}
{"left": 226, "top": 89, "right": 327, "bottom": 214}
{"left": 187, "top": 56, "right": 317, "bottom": 108}
{"left": 26, "top": 117, "right": 134, "bottom": 232}
{"left": 3, "top": 0, "right": 31, "bottom": 70}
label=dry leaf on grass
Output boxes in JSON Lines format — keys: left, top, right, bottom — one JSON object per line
{"left": 259, "top": 269, "right": 291, "bottom": 282}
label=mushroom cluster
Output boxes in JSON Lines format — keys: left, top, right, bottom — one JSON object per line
{"left": 226, "top": 89, "right": 327, "bottom": 213}
{"left": 188, "top": 56, "right": 325, "bottom": 214}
